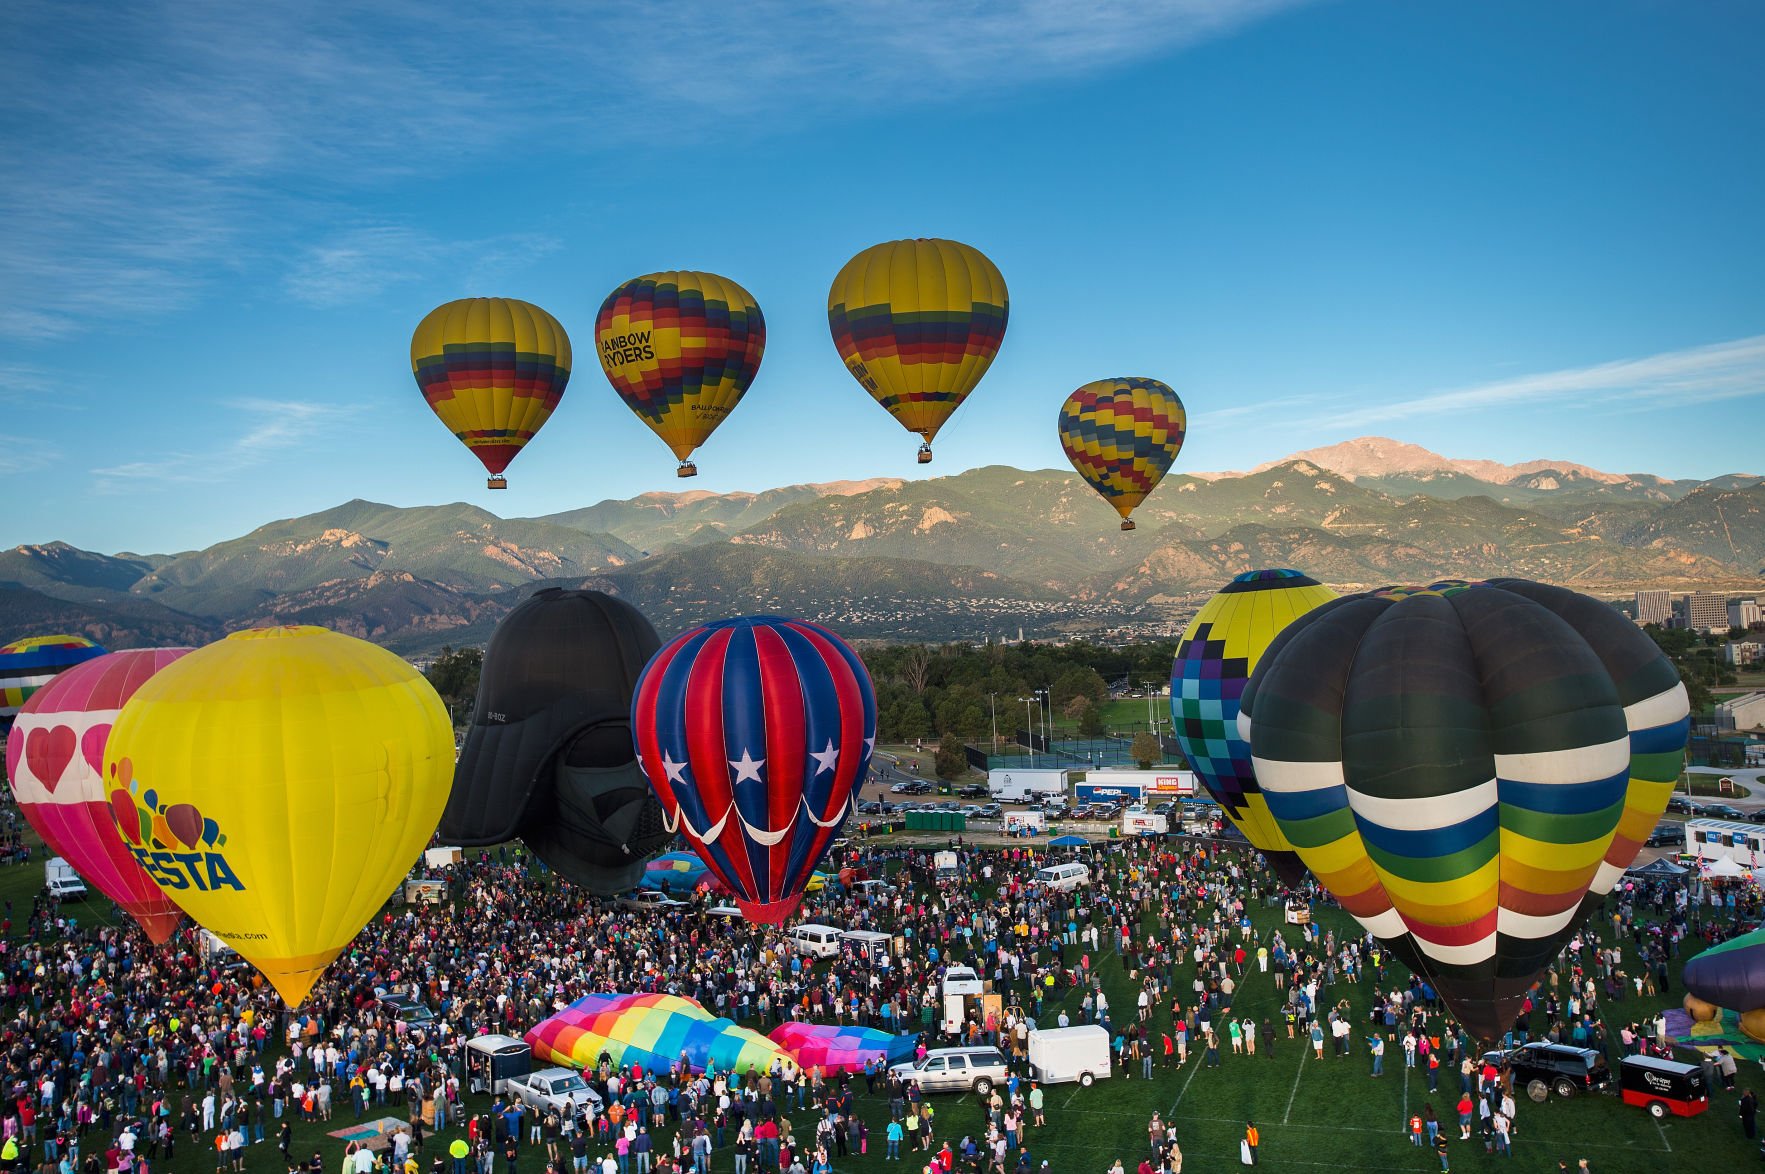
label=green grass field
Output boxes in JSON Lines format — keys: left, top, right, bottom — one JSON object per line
{"left": 6, "top": 837, "right": 1753, "bottom": 1174}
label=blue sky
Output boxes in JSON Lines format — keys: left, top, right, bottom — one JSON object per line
{"left": 3, "top": 0, "right": 1761, "bottom": 554}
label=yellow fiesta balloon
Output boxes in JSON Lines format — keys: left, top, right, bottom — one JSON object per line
{"left": 103, "top": 626, "right": 454, "bottom": 1005}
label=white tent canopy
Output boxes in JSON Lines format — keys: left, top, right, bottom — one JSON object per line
{"left": 1703, "top": 856, "right": 1748, "bottom": 879}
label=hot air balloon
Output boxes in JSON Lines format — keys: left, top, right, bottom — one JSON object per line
{"left": 1238, "top": 579, "right": 1689, "bottom": 1040}
{"left": 766, "top": 1021, "right": 919, "bottom": 1076}
{"left": 411, "top": 297, "right": 571, "bottom": 489}
{"left": 633, "top": 616, "right": 875, "bottom": 924}
{"left": 0, "top": 635, "right": 105, "bottom": 736}
{"left": 1169, "top": 570, "right": 1337, "bottom": 883}
{"left": 1058, "top": 378, "right": 1187, "bottom": 531}
{"left": 5, "top": 649, "right": 189, "bottom": 943}
{"left": 104, "top": 626, "right": 454, "bottom": 1005}
{"left": 440, "top": 589, "right": 672, "bottom": 895}
{"left": 828, "top": 238, "right": 1007, "bottom": 464}
{"left": 596, "top": 272, "right": 765, "bottom": 478}
{"left": 528, "top": 993, "right": 788, "bottom": 1076}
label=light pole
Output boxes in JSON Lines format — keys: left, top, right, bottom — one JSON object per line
{"left": 1018, "top": 696, "right": 1036, "bottom": 766}
{"left": 987, "top": 692, "right": 999, "bottom": 751}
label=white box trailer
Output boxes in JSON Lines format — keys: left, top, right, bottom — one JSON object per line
{"left": 425, "top": 846, "right": 464, "bottom": 869}
{"left": 1687, "top": 819, "right": 1765, "bottom": 868}
{"left": 1026, "top": 1026, "right": 1112, "bottom": 1086}
{"left": 465, "top": 1034, "right": 532, "bottom": 1095}
{"left": 988, "top": 769, "right": 1070, "bottom": 803}
{"left": 1122, "top": 808, "right": 1169, "bottom": 836}
{"left": 1083, "top": 768, "right": 1197, "bottom": 797}
{"left": 1003, "top": 809, "right": 1045, "bottom": 834}
{"left": 933, "top": 850, "right": 961, "bottom": 879}
{"left": 44, "top": 858, "right": 87, "bottom": 899}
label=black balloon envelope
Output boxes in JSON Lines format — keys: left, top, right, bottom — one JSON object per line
{"left": 441, "top": 588, "right": 672, "bottom": 893}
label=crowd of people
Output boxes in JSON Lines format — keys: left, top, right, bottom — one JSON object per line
{"left": 0, "top": 786, "right": 1741, "bottom": 1174}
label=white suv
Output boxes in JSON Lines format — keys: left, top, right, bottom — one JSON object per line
{"left": 890, "top": 1047, "right": 1010, "bottom": 1095}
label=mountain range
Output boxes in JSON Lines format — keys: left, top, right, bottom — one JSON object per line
{"left": 3, "top": 437, "right": 1760, "bottom": 655}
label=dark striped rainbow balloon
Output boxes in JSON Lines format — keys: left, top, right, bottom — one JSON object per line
{"left": 1239, "top": 578, "right": 1689, "bottom": 1040}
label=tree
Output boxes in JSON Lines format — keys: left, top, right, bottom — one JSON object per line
{"left": 900, "top": 645, "right": 933, "bottom": 694}
{"left": 1130, "top": 731, "right": 1162, "bottom": 770}
{"left": 424, "top": 646, "right": 483, "bottom": 726}
{"left": 1063, "top": 695, "right": 1091, "bottom": 720}
{"left": 934, "top": 732, "right": 968, "bottom": 780}
{"left": 1077, "top": 701, "right": 1106, "bottom": 737}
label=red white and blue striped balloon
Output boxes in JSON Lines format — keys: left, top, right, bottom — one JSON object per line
{"left": 632, "top": 616, "right": 875, "bottom": 924}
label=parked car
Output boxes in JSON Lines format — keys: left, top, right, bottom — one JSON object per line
{"left": 1665, "top": 795, "right": 1705, "bottom": 815}
{"left": 888, "top": 1046, "right": 1010, "bottom": 1095}
{"left": 616, "top": 890, "right": 686, "bottom": 913}
{"left": 957, "top": 784, "right": 990, "bottom": 800}
{"left": 1154, "top": 801, "right": 1177, "bottom": 816}
{"left": 1702, "top": 803, "right": 1745, "bottom": 820}
{"left": 1482, "top": 1042, "right": 1612, "bottom": 1100}
{"left": 858, "top": 800, "right": 884, "bottom": 814}
{"left": 376, "top": 993, "right": 435, "bottom": 1027}
{"left": 978, "top": 803, "right": 1002, "bottom": 819}
{"left": 1645, "top": 823, "right": 1686, "bottom": 847}
{"left": 959, "top": 804, "right": 986, "bottom": 818}
{"left": 506, "top": 1067, "right": 604, "bottom": 1116}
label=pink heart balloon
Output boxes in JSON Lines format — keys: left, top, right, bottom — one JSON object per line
{"left": 26, "top": 725, "right": 76, "bottom": 794}
{"left": 81, "top": 722, "right": 111, "bottom": 776}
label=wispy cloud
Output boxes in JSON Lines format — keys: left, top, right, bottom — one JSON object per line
{"left": 1, "top": 0, "right": 1313, "bottom": 340}
{"left": 1318, "top": 335, "right": 1765, "bottom": 429}
{"left": 90, "top": 399, "right": 357, "bottom": 492}
{"left": 283, "top": 226, "right": 561, "bottom": 308}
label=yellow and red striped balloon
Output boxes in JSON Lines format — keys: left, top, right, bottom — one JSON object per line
{"left": 828, "top": 239, "right": 1007, "bottom": 464}
{"left": 411, "top": 298, "right": 571, "bottom": 489}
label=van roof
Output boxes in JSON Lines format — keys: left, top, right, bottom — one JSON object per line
{"left": 467, "top": 1034, "right": 529, "bottom": 1051}
{"left": 793, "top": 923, "right": 843, "bottom": 934}
{"left": 1622, "top": 1054, "right": 1700, "bottom": 1075}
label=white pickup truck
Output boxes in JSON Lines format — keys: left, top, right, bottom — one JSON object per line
{"left": 504, "top": 1067, "right": 603, "bottom": 1117}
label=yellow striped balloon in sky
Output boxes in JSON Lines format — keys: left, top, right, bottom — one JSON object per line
{"left": 104, "top": 626, "right": 455, "bottom": 1005}
{"left": 828, "top": 239, "right": 1007, "bottom": 464}
{"left": 596, "top": 271, "right": 765, "bottom": 478}
{"left": 411, "top": 297, "right": 572, "bottom": 489}
{"left": 1057, "top": 377, "right": 1187, "bottom": 530}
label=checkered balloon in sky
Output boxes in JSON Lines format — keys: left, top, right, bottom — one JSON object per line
{"left": 1170, "top": 570, "right": 1337, "bottom": 883}
{"left": 632, "top": 616, "right": 875, "bottom": 924}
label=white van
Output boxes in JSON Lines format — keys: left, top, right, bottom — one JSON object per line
{"left": 941, "top": 965, "right": 983, "bottom": 997}
{"left": 788, "top": 924, "right": 844, "bottom": 959}
{"left": 464, "top": 1034, "right": 532, "bottom": 1095}
{"left": 1026, "top": 1025, "right": 1112, "bottom": 1087}
{"left": 1034, "top": 862, "right": 1090, "bottom": 892}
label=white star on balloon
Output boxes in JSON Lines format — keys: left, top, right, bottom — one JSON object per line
{"left": 810, "top": 739, "right": 839, "bottom": 775}
{"left": 729, "top": 749, "right": 766, "bottom": 784}
{"left": 864, "top": 734, "right": 876, "bottom": 754}
{"left": 661, "top": 749, "right": 689, "bottom": 786}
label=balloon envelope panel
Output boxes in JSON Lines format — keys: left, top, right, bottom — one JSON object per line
{"left": 5, "top": 648, "right": 189, "bottom": 942}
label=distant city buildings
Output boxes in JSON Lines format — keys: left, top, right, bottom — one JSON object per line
{"left": 1635, "top": 590, "right": 1672, "bottom": 626}
{"left": 1636, "top": 590, "right": 1764, "bottom": 634}
{"left": 1685, "top": 592, "right": 1730, "bottom": 633}
{"left": 1727, "top": 642, "right": 1764, "bottom": 668}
